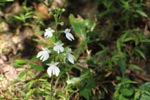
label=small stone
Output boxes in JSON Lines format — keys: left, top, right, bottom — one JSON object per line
{"left": 0, "top": 22, "right": 9, "bottom": 32}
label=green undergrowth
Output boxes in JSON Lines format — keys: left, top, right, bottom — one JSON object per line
{"left": 0, "top": 0, "right": 150, "bottom": 100}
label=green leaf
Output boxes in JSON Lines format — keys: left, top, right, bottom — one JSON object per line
{"left": 135, "top": 82, "right": 150, "bottom": 100}
{"left": 18, "top": 71, "right": 26, "bottom": 79}
{"left": 14, "top": 15, "right": 24, "bottom": 21}
{"left": 134, "top": 49, "right": 146, "bottom": 60}
{"left": 66, "top": 77, "right": 82, "bottom": 85}
{"left": 58, "top": 92, "right": 67, "bottom": 99}
{"left": 69, "top": 14, "right": 89, "bottom": 41}
{"left": 30, "top": 65, "right": 44, "bottom": 71}
{"left": 141, "top": 39, "right": 150, "bottom": 43}
{"left": 12, "top": 63, "right": 20, "bottom": 67}
{"left": 134, "top": 90, "right": 141, "bottom": 100}
{"left": 79, "top": 76, "right": 94, "bottom": 100}
{"left": 13, "top": 59, "right": 27, "bottom": 67}
{"left": 25, "top": 80, "right": 36, "bottom": 89}
{"left": 66, "top": 71, "right": 90, "bottom": 85}
{"left": 138, "top": 92, "right": 150, "bottom": 100}
{"left": 123, "top": 37, "right": 134, "bottom": 42}
{"left": 69, "top": 14, "right": 86, "bottom": 36}
{"left": 118, "top": 58, "right": 126, "bottom": 77}
{"left": 119, "top": 95, "right": 128, "bottom": 100}
{"left": 135, "top": 10, "right": 148, "bottom": 17}
{"left": 120, "top": 88, "right": 134, "bottom": 97}
{"left": 65, "top": 86, "right": 76, "bottom": 93}
{"left": 0, "top": 0, "right": 13, "bottom": 2}
{"left": 86, "top": 76, "right": 95, "bottom": 89}
{"left": 15, "top": 59, "right": 27, "bottom": 65}
{"left": 80, "top": 88, "right": 91, "bottom": 100}
{"left": 128, "top": 64, "right": 143, "bottom": 71}
{"left": 120, "top": 0, "right": 130, "bottom": 10}
{"left": 117, "top": 40, "right": 121, "bottom": 51}
{"left": 12, "top": 98, "right": 22, "bottom": 100}
{"left": 25, "top": 89, "right": 34, "bottom": 98}
{"left": 49, "top": 36, "right": 56, "bottom": 43}
{"left": 139, "top": 82, "right": 150, "bottom": 91}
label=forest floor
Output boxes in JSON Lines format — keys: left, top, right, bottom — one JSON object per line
{"left": 0, "top": 0, "right": 150, "bottom": 100}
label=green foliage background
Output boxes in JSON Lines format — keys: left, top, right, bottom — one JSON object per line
{"left": 0, "top": 0, "right": 150, "bottom": 100}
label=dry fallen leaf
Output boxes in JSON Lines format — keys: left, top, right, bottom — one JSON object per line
{"left": 0, "top": 22, "right": 9, "bottom": 32}
{"left": 33, "top": 3, "right": 50, "bottom": 19}
{"left": 0, "top": 63, "right": 17, "bottom": 90}
{"left": 3, "top": 64, "right": 18, "bottom": 81}
{"left": 0, "top": 75, "right": 9, "bottom": 90}
{"left": 4, "top": 1, "right": 22, "bottom": 18}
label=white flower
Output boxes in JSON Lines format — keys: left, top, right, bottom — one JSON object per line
{"left": 53, "top": 42, "right": 64, "bottom": 54}
{"left": 67, "top": 54, "right": 75, "bottom": 64}
{"left": 47, "top": 62, "right": 60, "bottom": 77}
{"left": 64, "top": 28, "right": 74, "bottom": 41}
{"left": 44, "top": 27, "right": 55, "bottom": 38}
{"left": 66, "top": 48, "right": 75, "bottom": 64}
{"left": 36, "top": 48, "right": 50, "bottom": 62}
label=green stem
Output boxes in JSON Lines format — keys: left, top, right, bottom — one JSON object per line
{"left": 50, "top": 77, "right": 53, "bottom": 100}
{"left": 54, "top": 14, "right": 58, "bottom": 29}
{"left": 54, "top": 14, "right": 59, "bottom": 42}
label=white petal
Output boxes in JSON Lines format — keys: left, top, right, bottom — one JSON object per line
{"left": 44, "top": 28, "right": 55, "bottom": 38}
{"left": 53, "top": 42, "right": 64, "bottom": 54}
{"left": 39, "top": 55, "right": 44, "bottom": 61}
{"left": 64, "top": 28, "right": 71, "bottom": 33}
{"left": 66, "top": 33, "right": 74, "bottom": 41}
{"left": 54, "top": 67, "right": 60, "bottom": 76}
{"left": 42, "top": 53, "right": 49, "bottom": 61}
{"left": 37, "top": 48, "right": 50, "bottom": 62}
{"left": 67, "top": 54, "right": 75, "bottom": 64}
{"left": 42, "top": 48, "right": 50, "bottom": 53}
{"left": 64, "top": 28, "right": 74, "bottom": 41}
{"left": 36, "top": 51, "right": 42, "bottom": 58}
{"left": 47, "top": 62, "right": 60, "bottom": 77}
{"left": 54, "top": 62, "right": 59, "bottom": 66}
{"left": 47, "top": 66, "right": 53, "bottom": 77}
{"left": 60, "top": 47, "right": 64, "bottom": 52}
{"left": 47, "top": 62, "right": 59, "bottom": 67}
{"left": 66, "top": 48, "right": 72, "bottom": 53}
{"left": 44, "top": 31, "right": 51, "bottom": 38}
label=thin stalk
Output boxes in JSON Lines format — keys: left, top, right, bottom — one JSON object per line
{"left": 50, "top": 77, "right": 54, "bottom": 100}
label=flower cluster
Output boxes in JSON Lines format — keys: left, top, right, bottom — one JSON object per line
{"left": 37, "top": 27, "right": 75, "bottom": 77}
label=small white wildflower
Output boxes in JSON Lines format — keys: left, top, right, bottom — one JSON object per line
{"left": 47, "top": 62, "right": 60, "bottom": 77}
{"left": 64, "top": 28, "right": 74, "bottom": 41}
{"left": 53, "top": 42, "right": 64, "bottom": 54}
{"left": 44, "top": 27, "right": 55, "bottom": 38}
{"left": 66, "top": 48, "right": 75, "bottom": 64}
{"left": 67, "top": 54, "right": 75, "bottom": 64}
{"left": 36, "top": 48, "right": 50, "bottom": 62}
